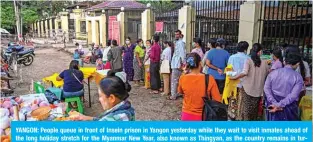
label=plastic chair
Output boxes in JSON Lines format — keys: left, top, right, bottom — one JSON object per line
{"left": 65, "top": 97, "right": 84, "bottom": 114}
{"left": 34, "top": 82, "right": 45, "bottom": 93}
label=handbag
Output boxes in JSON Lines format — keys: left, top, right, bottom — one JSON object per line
{"left": 160, "top": 60, "right": 170, "bottom": 74}
{"left": 202, "top": 74, "right": 228, "bottom": 121}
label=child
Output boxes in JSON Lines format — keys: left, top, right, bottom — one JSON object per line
{"left": 74, "top": 49, "right": 83, "bottom": 67}
{"left": 73, "top": 49, "right": 81, "bottom": 60}
{"left": 96, "top": 58, "right": 105, "bottom": 70}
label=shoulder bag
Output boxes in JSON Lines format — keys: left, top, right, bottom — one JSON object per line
{"left": 202, "top": 74, "right": 228, "bottom": 121}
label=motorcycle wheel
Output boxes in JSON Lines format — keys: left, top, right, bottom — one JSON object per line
{"left": 23, "top": 55, "right": 34, "bottom": 66}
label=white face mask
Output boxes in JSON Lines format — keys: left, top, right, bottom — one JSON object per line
{"left": 126, "top": 41, "right": 130, "bottom": 45}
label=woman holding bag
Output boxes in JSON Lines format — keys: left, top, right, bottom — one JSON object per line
{"left": 178, "top": 53, "right": 221, "bottom": 121}
{"left": 160, "top": 41, "right": 173, "bottom": 96}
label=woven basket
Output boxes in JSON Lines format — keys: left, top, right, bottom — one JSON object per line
{"left": 31, "top": 106, "right": 51, "bottom": 120}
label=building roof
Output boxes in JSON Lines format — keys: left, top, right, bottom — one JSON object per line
{"left": 87, "top": 0, "right": 146, "bottom": 11}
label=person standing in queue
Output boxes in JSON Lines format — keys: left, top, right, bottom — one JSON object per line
{"left": 230, "top": 43, "right": 269, "bottom": 121}
{"left": 264, "top": 52, "right": 303, "bottom": 121}
{"left": 133, "top": 39, "right": 145, "bottom": 86}
{"left": 178, "top": 53, "right": 221, "bottom": 121}
{"left": 122, "top": 37, "right": 135, "bottom": 81}
{"left": 169, "top": 30, "right": 186, "bottom": 100}
{"left": 107, "top": 40, "right": 123, "bottom": 72}
{"left": 206, "top": 38, "right": 230, "bottom": 94}
{"left": 227, "top": 41, "right": 250, "bottom": 120}
{"left": 143, "top": 40, "right": 152, "bottom": 89}
{"left": 149, "top": 35, "right": 162, "bottom": 94}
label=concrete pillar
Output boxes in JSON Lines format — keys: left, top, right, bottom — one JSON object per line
{"left": 49, "top": 18, "right": 53, "bottom": 37}
{"left": 117, "top": 10, "right": 126, "bottom": 46}
{"left": 41, "top": 20, "right": 45, "bottom": 37}
{"left": 37, "top": 21, "right": 40, "bottom": 37}
{"left": 100, "top": 13, "right": 106, "bottom": 45}
{"left": 55, "top": 18, "right": 61, "bottom": 33}
{"left": 73, "top": 9, "right": 82, "bottom": 38}
{"left": 91, "top": 20, "right": 96, "bottom": 44}
{"left": 141, "top": 8, "right": 154, "bottom": 45}
{"left": 238, "top": 1, "right": 263, "bottom": 52}
{"left": 33, "top": 23, "right": 36, "bottom": 36}
{"left": 178, "top": 4, "right": 195, "bottom": 53}
{"left": 87, "top": 20, "right": 92, "bottom": 44}
{"left": 60, "top": 11, "right": 69, "bottom": 41}
{"left": 45, "top": 19, "right": 49, "bottom": 37}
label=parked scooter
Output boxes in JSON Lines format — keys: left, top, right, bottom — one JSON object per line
{"left": 2, "top": 43, "right": 35, "bottom": 67}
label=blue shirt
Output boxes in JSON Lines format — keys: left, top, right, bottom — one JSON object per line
{"left": 171, "top": 39, "right": 186, "bottom": 69}
{"left": 207, "top": 48, "right": 230, "bottom": 80}
{"left": 59, "top": 69, "right": 84, "bottom": 92}
{"left": 228, "top": 52, "right": 250, "bottom": 88}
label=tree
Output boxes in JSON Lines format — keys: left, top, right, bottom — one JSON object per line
{"left": 1, "top": 1, "right": 15, "bottom": 30}
{"left": 1, "top": 1, "right": 71, "bottom": 33}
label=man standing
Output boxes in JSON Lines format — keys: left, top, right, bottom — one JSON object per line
{"left": 149, "top": 35, "right": 162, "bottom": 94}
{"left": 169, "top": 30, "right": 186, "bottom": 100}
{"left": 206, "top": 38, "right": 230, "bottom": 94}
{"left": 227, "top": 41, "right": 250, "bottom": 120}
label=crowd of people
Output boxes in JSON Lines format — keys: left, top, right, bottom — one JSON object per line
{"left": 58, "top": 29, "right": 311, "bottom": 121}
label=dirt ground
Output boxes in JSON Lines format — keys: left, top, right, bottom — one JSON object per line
{"left": 9, "top": 47, "right": 182, "bottom": 120}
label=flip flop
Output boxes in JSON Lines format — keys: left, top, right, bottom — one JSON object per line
{"left": 150, "top": 91, "right": 159, "bottom": 94}
{"left": 167, "top": 96, "right": 177, "bottom": 100}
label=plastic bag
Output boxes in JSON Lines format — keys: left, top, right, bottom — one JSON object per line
{"left": 44, "top": 90, "right": 60, "bottom": 104}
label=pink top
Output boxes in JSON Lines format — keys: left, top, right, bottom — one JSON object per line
{"left": 149, "top": 43, "right": 161, "bottom": 63}
{"left": 191, "top": 48, "right": 204, "bottom": 59}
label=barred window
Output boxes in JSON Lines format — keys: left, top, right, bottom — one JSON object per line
{"left": 58, "top": 22, "right": 61, "bottom": 29}
{"left": 80, "top": 21, "right": 86, "bottom": 34}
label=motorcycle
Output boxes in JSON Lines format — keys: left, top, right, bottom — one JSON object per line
{"left": 2, "top": 44, "right": 35, "bottom": 67}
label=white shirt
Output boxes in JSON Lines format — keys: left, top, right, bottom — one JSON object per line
{"left": 102, "top": 46, "right": 111, "bottom": 62}
{"left": 161, "top": 47, "right": 172, "bottom": 62}
{"left": 296, "top": 61, "right": 311, "bottom": 78}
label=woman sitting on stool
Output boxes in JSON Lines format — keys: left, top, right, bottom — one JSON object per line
{"left": 57, "top": 60, "right": 84, "bottom": 108}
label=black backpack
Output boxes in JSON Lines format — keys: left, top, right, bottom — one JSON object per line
{"left": 202, "top": 74, "right": 228, "bottom": 121}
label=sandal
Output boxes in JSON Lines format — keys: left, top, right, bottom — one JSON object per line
{"left": 167, "top": 96, "right": 177, "bottom": 100}
{"left": 150, "top": 91, "right": 159, "bottom": 94}
{"left": 161, "top": 92, "right": 169, "bottom": 96}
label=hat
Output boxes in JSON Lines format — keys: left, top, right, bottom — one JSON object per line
{"left": 217, "top": 38, "right": 226, "bottom": 45}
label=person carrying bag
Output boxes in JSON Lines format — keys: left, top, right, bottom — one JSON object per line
{"left": 202, "top": 74, "right": 228, "bottom": 121}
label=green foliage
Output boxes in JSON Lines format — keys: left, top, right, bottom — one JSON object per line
{"left": 21, "top": 8, "right": 39, "bottom": 25}
{"left": 1, "top": 1, "right": 15, "bottom": 30}
{"left": 287, "top": 1, "right": 308, "bottom": 6}
{"left": 1, "top": 1, "right": 70, "bottom": 31}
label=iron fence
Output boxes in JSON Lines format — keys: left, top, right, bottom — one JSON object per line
{"left": 258, "top": 1, "right": 312, "bottom": 62}
{"left": 193, "top": 0, "right": 245, "bottom": 54}
{"left": 154, "top": 1, "right": 184, "bottom": 49}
